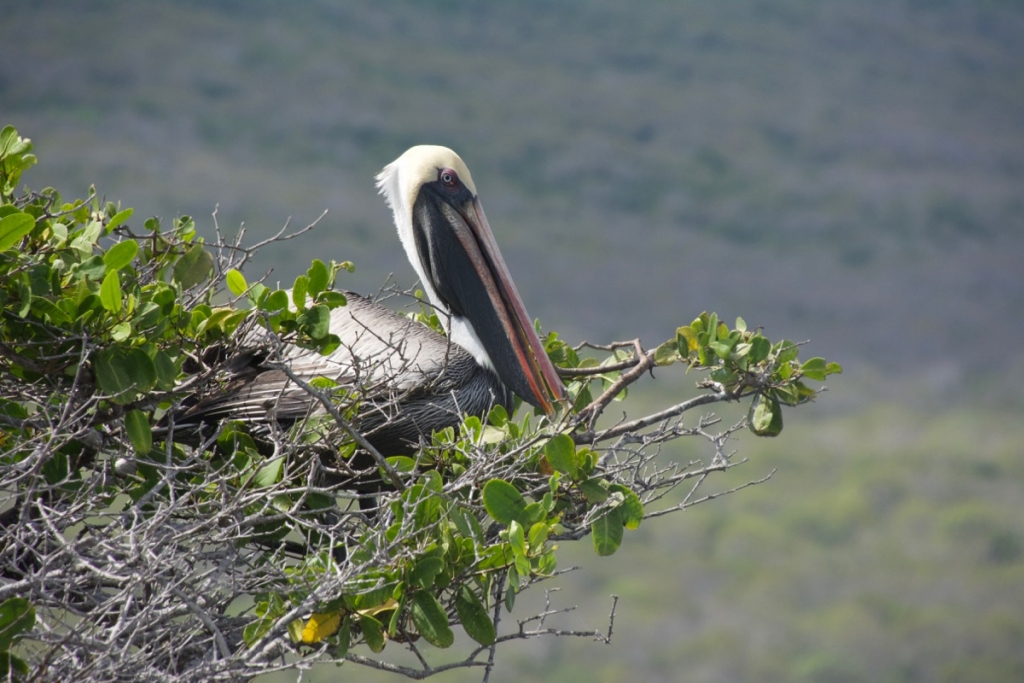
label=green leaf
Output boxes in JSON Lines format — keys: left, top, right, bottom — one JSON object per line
{"left": 654, "top": 340, "right": 678, "bottom": 366}
{"left": 105, "top": 207, "right": 134, "bottom": 232}
{"left": 609, "top": 484, "right": 644, "bottom": 529}
{"left": 778, "top": 361, "right": 793, "bottom": 380}
{"left": 527, "top": 522, "right": 550, "bottom": 550}
{"left": 709, "top": 338, "right": 735, "bottom": 360}
{"left": 749, "top": 336, "right": 771, "bottom": 363}
{"left": 30, "top": 297, "right": 71, "bottom": 325}
{"left": 172, "top": 243, "right": 213, "bottom": 289}
{"left": 78, "top": 254, "right": 107, "bottom": 280}
{"left": 93, "top": 348, "right": 157, "bottom": 401}
{"left": 100, "top": 270, "right": 122, "bottom": 312}
{"left": 299, "top": 304, "right": 330, "bottom": 339}
{"left": 349, "top": 573, "right": 397, "bottom": 611}
{"left": 0, "top": 127, "right": 30, "bottom": 154}
{"left": 386, "top": 455, "right": 417, "bottom": 473}
{"left": 226, "top": 268, "right": 247, "bottom": 296}
{"left": 49, "top": 220, "right": 68, "bottom": 244}
{"left": 254, "top": 457, "right": 284, "bottom": 487}
{"left": 0, "top": 598, "right": 35, "bottom": 651}
{"left": 292, "top": 274, "right": 308, "bottom": 311}
{"left": 800, "top": 357, "right": 828, "bottom": 380}
{"left": 775, "top": 340, "right": 799, "bottom": 364}
{"left": 507, "top": 520, "right": 526, "bottom": 557}
{"left": 243, "top": 609, "right": 279, "bottom": 646}
{"left": 410, "top": 557, "right": 444, "bottom": 589}
{"left": 800, "top": 357, "right": 843, "bottom": 380}
{"left": 592, "top": 507, "right": 624, "bottom": 556}
{"left": 749, "top": 393, "right": 783, "bottom": 437}
{"left": 307, "top": 259, "right": 329, "bottom": 297}
{"left": 334, "top": 616, "right": 352, "bottom": 658}
{"left": 318, "top": 290, "right": 348, "bottom": 308}
{"left": 287, "top": 618, "right": 304, "bottom": 644}
{"left": 449, "top": 507, "right": 474, "bottom": 540}
{"left": 793, "top": 380, "right": 817, "bottom": 402}
{"left": 519, "top": 501, "right": 545, "bottom": 527}
{"left": 409, "top": 485, "right": 441, "bottom": 528}
{"left": 0, "top": 652, "right": 30, "bottom": 678}
{"left": 677, "top": 325, "right": 699, "bottom": 355}
{"left": 513, "top": 553, "right": 531, "bottom": 584}
{"left": 125, "top": 410, "right": 152, "bottom": 455}
{"left": 107, "top": 321, "right": 129, "bottom": 342}
{"left": 103, "top": 239, "right": 138, "bottom": 272}
{"left": 535, "top": 549, "right": 557, "bottom": 576}
{"left": 504, "top": 569, "right": 517, "bottom": 611}
{"left": 482, "top": 479, "right": 527, "bottom": 525}
{"left": 579, "top": 477, "right": 610, "bottom": 503}
{"left": 0, "top": 126, "right": 37, "bottom": 195}
{"left": 455, "top": 586, "right": 495, "bottom": 646}
{"left": 263, "top": 289, "right": 289, "bottom": 312}
{"left": 410, "top": 592, "right": 454, "bottom": 648}
{"left": 544, "top": 434, "right": 578, "bottom": 477}
{"left": 360, "top": 614, "right": 385, "bottom": 652}
{"left": 153, "top": 350, "right": 179, "bottom": 390}
{"left": 0, "top": 212, "right": 34, "bottom": 252}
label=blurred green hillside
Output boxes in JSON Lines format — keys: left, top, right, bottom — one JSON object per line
{"left": 3, "top": 0, "right": 1023, "bottom": 680}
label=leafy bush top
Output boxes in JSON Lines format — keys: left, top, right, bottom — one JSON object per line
{"left": 0, "top": 125, "right": 838, "bottom": 682}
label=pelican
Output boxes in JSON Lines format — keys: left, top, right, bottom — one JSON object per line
{"left": 178, "top": 146, "right": 565, "bottom": 459}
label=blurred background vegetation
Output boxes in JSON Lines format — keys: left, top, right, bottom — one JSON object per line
{"left": 3, "top": 1, "right": 1023, "bottom": 680}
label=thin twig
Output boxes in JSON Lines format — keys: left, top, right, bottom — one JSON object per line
{"left": 270, "top": 363, "right": 404, "bottom": 491}
{"left": 576, "top": 389, "right": 731, "bottom": 444}
{"left": 576, "top": 340, "right": 655, "bottom": 430}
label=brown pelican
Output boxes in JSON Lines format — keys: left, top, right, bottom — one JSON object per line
{"left": 178, "top": 146, "right": 565, "bottom": 458}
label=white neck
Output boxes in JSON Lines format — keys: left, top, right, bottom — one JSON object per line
{"left": 450, "top": 315, "right": 497, "bottom": 374}
{"left": 376, "top": 160, "right": 440, "bottom": 310}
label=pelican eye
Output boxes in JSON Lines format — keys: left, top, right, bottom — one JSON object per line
{"left": 439, "top": 168, "right": 458, "bottom": 187}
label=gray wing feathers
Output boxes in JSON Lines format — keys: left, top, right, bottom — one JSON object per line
{"left": 182, "top": 293, "right": 477, "bottom": 426}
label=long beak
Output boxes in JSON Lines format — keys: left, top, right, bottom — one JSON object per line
{"left": 429, "top": 195, "right": 566, "bottom": 416}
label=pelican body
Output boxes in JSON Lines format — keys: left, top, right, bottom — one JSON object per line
{"left": 181, "top": 146, "right": 565, "bottom": 457}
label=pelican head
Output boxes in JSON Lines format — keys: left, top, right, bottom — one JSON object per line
{"left": 376, "top": 146, "right": 565, "bottom": 416}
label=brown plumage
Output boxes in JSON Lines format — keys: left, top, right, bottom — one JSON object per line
{"left": 171, "top": 146, "right": 564, "bottom": 459}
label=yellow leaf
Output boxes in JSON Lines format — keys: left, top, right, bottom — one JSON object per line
{"left": 301, "top": 611, "right": 342, "bottom": 644}
{"left": 356, "top": 598, "right": 398, "bottom": 618}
